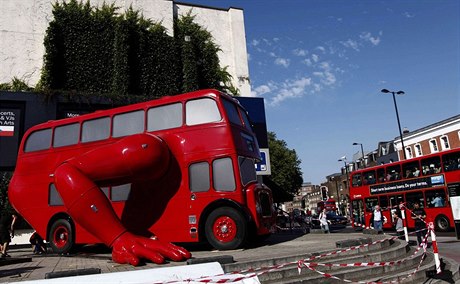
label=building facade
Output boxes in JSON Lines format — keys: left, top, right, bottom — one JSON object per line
{"left": 0, "top": 0, "right": 251, "bottom": 96}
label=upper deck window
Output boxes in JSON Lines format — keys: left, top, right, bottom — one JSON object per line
{"left": 186, "top": 98, "right": 221, "bottom": 126}
{"left": 239, "top": 108, "right": 253, "bottom": 131}
{"left": 24, "top": 128, "right": 52, "bottom": 152}
{"left": 222, "top": 99, "right": 241, "bottom": 126}
{"left": 147, "top": 103, "right": 182, "bottom": 131}
{"left": 81, "top": 117, "right": 110, "bottom": 143}
{"left": 113, "top": 110, "right": 144, "bottom": 138}
{"left": 53, "top": 123, "right": 79, "bottom": 148}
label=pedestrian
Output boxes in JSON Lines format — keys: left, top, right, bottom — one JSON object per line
{"left": 392, "top": 211, "right": 404, "bottom": 240}
{"left": 411, "top": 202, "right": 427, "bottom": 245}
{"left": 371, "top": 205, "right": 383, "bottom": 233}
{"left": 0, "top": 210, "right": 17, "bottom": 258}
{"left": 29, "top": 231, "right": 47, "bottom": 254}
{"left": 319, "top": 208, "right": 331, "bottom": 234}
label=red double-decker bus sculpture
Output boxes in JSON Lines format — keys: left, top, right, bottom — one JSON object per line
{"left": 9, "top": 89, "right": 275, "bottom": 265}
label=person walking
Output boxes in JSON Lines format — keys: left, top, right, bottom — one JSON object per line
{"left": 372, "top": 205, "right": 383, "bottom": 233}
{"left": 0, "top": 210, "right": 17, "bottom": 258}
{"left": 392, "top": 211, "right": 404, "bottom": 240}
{"left": 319, "top": 208, "right": 331, "bottom": 234}
{"left": 411, "top": 202, "right": 427, "bottom": 245}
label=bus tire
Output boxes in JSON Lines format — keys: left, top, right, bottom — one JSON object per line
{"left": 434, "top": 214, "right": 450, "bottom": 232}
{"left": 49, "top": 219, "right": 74, "bottom": 254}
{"left": 205, "top": 207, "right": 247, "bottom": 250}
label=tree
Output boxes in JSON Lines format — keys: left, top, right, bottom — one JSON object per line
{"left": 267, "top": 132, "right": 303, "bottom": 197}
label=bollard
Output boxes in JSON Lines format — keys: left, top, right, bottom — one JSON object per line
{"left": 400, "top": 203, "right": 409, "bottom": 242}
{"left": 428, "top": 222, "right": 442, "bottom": 274}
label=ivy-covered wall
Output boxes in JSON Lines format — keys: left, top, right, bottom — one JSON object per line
{"left": 38, "top": 0, "right": 236, "bottom": 102}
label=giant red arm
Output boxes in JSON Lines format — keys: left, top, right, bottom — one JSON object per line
{"left": 54, "top": 133, "right": 191, "bottom": 265}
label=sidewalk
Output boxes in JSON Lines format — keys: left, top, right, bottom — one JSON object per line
{"left": 0, "top": 229, "right": 389, "bottom": 283}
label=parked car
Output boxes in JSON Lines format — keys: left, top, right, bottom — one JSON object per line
{"left": 311, "top": 211, "right": 348, "bottom": 228}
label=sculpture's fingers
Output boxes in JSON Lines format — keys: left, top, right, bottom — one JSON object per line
{"left": 132, "top": 244, "right": 165, "bottom": 264}
{"left": 112, "top": 250, "right": 140, "bottom": 266}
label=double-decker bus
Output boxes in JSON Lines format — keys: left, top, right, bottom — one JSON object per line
{"left": 349, "top": 148, "right": 460, "bottom": 232}
{"left": 9, "top": 89, "right": 275, "bottom": 254}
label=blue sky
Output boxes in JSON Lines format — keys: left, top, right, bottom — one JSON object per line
{"left": 186, "top": 0, "right": 460, "bottom": 185}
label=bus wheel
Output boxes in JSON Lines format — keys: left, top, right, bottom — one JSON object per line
{"left": 49, "top": 219, "right": 74, "bottom": 254}
{"left": 434, "top": 215, "right": 450, "bottom": 232}
{"left": 205, "top": 207, "right": 247, "bottom": 250}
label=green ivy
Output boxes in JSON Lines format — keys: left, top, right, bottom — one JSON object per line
{"left": 36, "top": 0, "right": 240, "bottom": 102}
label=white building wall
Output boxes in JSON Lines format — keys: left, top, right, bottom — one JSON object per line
{"left": 0, "top": 0, "right": 251, "bottom": 96}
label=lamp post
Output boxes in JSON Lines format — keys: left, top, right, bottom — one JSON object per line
{"left": 381, "top": 89, "right": 406, "bottom": 160}
{"left": 338, "top": 157, "right": 349, "bottom": 190}
{"left": 353, "top": 142, "right": 365, "bottom": 168}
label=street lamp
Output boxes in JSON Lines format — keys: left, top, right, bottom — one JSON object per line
{"left": 337, "top": 157, "right": 349, "bottom": 190}
{"left": 381, "top": 89, "right": 406, "bottom": 160}
{"left": 352, "top": 142, "right": 365, "bottom": 168}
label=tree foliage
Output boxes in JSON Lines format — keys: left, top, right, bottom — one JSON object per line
{"left": 268, "top": 131, "right": 303, "bottom": 196}
{"left": 37, "top": 0, "right": 239, "bottom": 101}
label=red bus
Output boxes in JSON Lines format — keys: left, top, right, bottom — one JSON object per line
{"left": 9, "top": 89, "right": 275, "bottom": 254}
{"left": 317, "top": 198, "right": 337, "bottom": 212}
{"left": 350, "top": 148, "right": 460, "bottom": 232}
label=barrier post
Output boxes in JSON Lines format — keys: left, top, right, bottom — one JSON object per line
{"left": 428, "top": 222, "right": 442, "bottom": 274}
{"left": 399, "top": 203, "right": 409, "bottom": 242}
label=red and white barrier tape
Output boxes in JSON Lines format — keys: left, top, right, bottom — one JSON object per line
{"left": 154, "top": 228, "right": 434, "bottom": 284}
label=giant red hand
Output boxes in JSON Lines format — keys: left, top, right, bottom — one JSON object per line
{"left": 111, "top": 232, "right": 192, "bottom": 266}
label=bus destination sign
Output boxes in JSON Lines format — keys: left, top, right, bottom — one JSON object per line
{"left": 370, "top": 175, "right": 445, "bottom": 195}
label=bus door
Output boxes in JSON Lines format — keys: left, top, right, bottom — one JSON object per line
{"left": 364, "top": 197, "right": 378, "bottom": 227}
{"left": 389, "top": 194, "right": 404, "bottom": 225}
{"left": 379, "top": 195, "right": 392, "bottom": 228}
{"left": 351, "top": 199, "right": 365, "bottom": 227}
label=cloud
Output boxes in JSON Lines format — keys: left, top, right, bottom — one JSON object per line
{"left": 360, "top": 32, "right": 381, "bottom": 46}
{"left": 316, "top": 46, "right": 326, "bottom": 53}
{"left": 403, "top": 12, "right": 415, "bottom": 18}
{"left": 312, "top": 54, "right": 319, "bottom": 62}
{"left": 293, "top": 48, "right": 308, "bottom": 56}
{"left": 274, "top": 57, "right": 290, "bottom": 68}
{"left": 270, "top": 77, "right": 312, "bottom": 106}
{"left": 251, "top": 84, "right": 272, "bottom": 97}
{"left": 251, "top": 39, "right": 260, "bottom": 46}
{"left": 341, "top": 39, "right": 360, "bottom": 51}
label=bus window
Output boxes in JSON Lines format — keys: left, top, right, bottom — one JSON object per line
{"left": 389, "top": 194, "right": 404, "bottom": 210}
{"left": 54, "top": 123, "right": 79, "bottom": 148}
{"left": 189, "top": 161, "right": 210, "bottom": 192}
{"left": 147, "top": 103, "right": 182, "bottom": 132}
{"left": 24, "top": 128, "right": 52, "bottom": 152}
{"left": 111, "top": 184, "right": 131, "bottom": 202}
{"left": 426, "top": 189, "right": 446, "bottom": 208}
{"left": 212, "top": 157, "right": 236, "bottom": 192}
{"left": 49, "top": 184, "right": 63, "bottom": 206}
{"left": 239, "top": 108, "right": 253, "bottom": 131}
{"left": 443, "top": 151, "right": 460, "bottom": 172}
{"left": 377, "top": 168, "right": 385, "bottom": 183}
{"left": 363, "top": 170, "right": 376, "bottom": 185}
{"left": 222, "top": 99, "right": 242, "bottom": 126}
{"left": 352, "top": 173, "right": 362, "bottom": 187}
{"left": 421, "top": 156, "right": 441, "bottom": 176}
{"left": 387, "top": 164, "right": 401, "bottom": 181}
{"left": 402, "top": 161, "right": 420, "bottom": 179}
{"left": 185, "top": 98, "right": 221, "bottom": 126}
{"left": 112, "top": 110, "right": 144, "bottom": 138}
{"left": 81, "top": 117, "right": 110, "bottom": 143}
{"left": 238, "top": 156, "right": 257, "bottom": 186}
{"left": 365, "top": 197, "right": 378, "bottom": 212}
{"left": 379, "top": 195, "right": 389, "bottom": 210}
{"left": 405, "top": 191, "right": 424, "bottom": 209}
